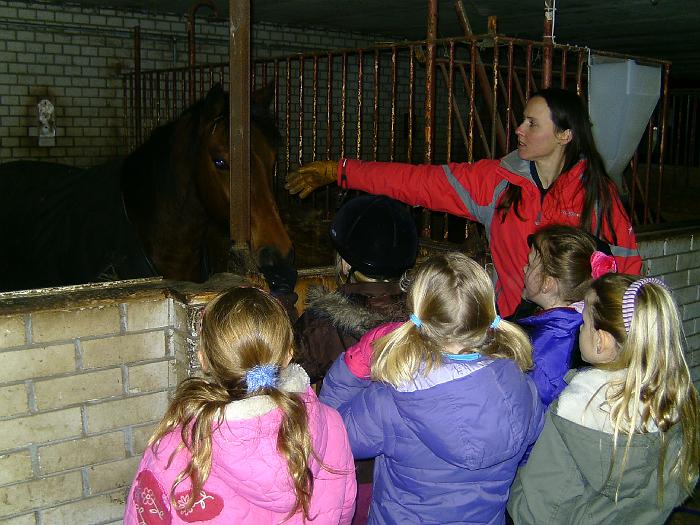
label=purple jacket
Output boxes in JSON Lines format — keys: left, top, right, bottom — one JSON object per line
{"left": 517, "top": 307, "right": 583, "bottom": 407}
{"left": 320, "top": 324, "right": 544, "bottom": 525}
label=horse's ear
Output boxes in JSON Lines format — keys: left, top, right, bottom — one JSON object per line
{"left": 202, "top": 83, "right": 227, "bottom": 121}
{"left": 251, "top": 82, "right": 275, "bottom": 110}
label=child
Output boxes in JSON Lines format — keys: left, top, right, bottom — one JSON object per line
{"left": 294, "top": 195, "right": 418, "bottom": 385}
{"left": 294, "top": 195, "right": 418, "bottom": 525}
{"left": 519, "top": 224, "right": 618, "bottom": 406}
{"left": 124, "top": 287, "right": 356, "bottom": 524}
{"left": 508, "top": 274, "right": 700, "bottom": 524}
{"left": 320, "top": 252, "right": 544, "bottom": 525}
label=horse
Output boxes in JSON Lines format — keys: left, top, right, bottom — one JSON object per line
{"left": 0, "top": 84, "right": 294, "bottom": 292}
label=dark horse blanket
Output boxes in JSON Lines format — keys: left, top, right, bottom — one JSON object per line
{"left": 0, "top": 160, "right": 157, "bottom": 291}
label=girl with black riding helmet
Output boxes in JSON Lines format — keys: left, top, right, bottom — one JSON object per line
{"left": 293, "top": 195, "right": 418, "bottom": 525}
{"left": 293, "top": 194, "right": 419, "bottom": 386}
{"left": 286, "top": 88, "right": 642, "bottom": 318}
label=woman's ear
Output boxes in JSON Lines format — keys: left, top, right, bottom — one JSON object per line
{"left": 597, "top": 329, "right": 619, "bottom": 363}
{"left": 557, "top": 128, "right": 573, "bottom": 145}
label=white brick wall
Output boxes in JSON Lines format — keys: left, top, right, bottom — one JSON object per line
{"left": 0, "top": 0, "right": 386, "bottom": 167}
{"left": 638, "top": 227, "right": 700, "bottom": 389}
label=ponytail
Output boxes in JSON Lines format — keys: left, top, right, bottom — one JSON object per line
{"left": 149, "top": 377, "right": 238, "bottom": 508}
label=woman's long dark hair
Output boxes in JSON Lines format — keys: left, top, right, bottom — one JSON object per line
{"left": 497, "top": 88, "right": 618, "bottom": 244}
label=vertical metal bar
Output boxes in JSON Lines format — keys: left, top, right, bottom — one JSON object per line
{"left": 505, "top": 42, "right": 514, "bottom": 152}
{"left": 446, "top": 41, "right": 454, "bottom": 161}
{"left": 525, "top": 44, "right": 532, "bottom": 99}
{"left": 155, "top": 71, "right": 162, "bottom": 126}
{"left": 229, "top": 0, "right": 251, "bottom": 251}
{"left": 390, "top": 47, "right": 397, "bottom": 162}
{"left": 356, "top": 50, "right": 364, "bottom": 159}
{"left": 575, "top": 49, "right": 585, "bottom": 97}
{"left": 122, "top": 75, "right": 130, "bottom": 150}
{"left": 490, "top": 37, "right": 499, "bottom": 158}
{"left": 468, "top": 41, "right": 476, "bottom": 162}
{"left": 643, "top": 119, "right": 653, "bottom": 224}
{"left": 424, "top": 0, "right": 437, "bottom": 164}
{"left": 298, "top": 56, "right": 305, "bottom": 167}
{"left": 326, "top": 53, "right": 333, "bottom": 160}
{"left": 372, "top": 49, "right": 380, "bottom": 161}
{"left": 656, "top": 64, "right": 670, "bottom": 223}
{"left": 408, "top": 46, "right": 415, "bottom": 163}
{"left": 341, "top": 53, "right": 347, "bottom": 159}
{"left": 560, "top": 48, "right": 568, "bottom": 89}
{"left": 272, "top": 59, "right": 280, "bottom": 193}
{"left": 285, "top": 57, "right": 292, "bottom": 175}
{"left": 542, "top": 2, "right": 553, "bottom": 88}
{"left": 312, "top": 56, "right": 318, "bottom": 162}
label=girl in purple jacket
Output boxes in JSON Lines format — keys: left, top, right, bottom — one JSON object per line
{"left": 125, "top": 287, "right": 356, "bottom": 525}
{"left": 518, "top": 224, "right": 618, "bottom": 406}
{"left": 320, "top": 252, "right": 544, "bottom": 525}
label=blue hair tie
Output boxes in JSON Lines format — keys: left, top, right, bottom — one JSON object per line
{"left": 409, "top": 313, "right": 422, "bottom": 328}
{"left": 490, "top": 315, "right": 502, "bottom": 330}
{"left": 246, "top": 364, "right": 279, "bottom": 393}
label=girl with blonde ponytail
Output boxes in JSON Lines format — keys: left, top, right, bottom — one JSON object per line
{"left": 509, "top": 274, "right": 700, "bottom": 524}
{"left": 320, "top": 252, "right": 544, "bottom": 525}
{"left": 125, "top": 287, "right": 356, "bottom": 525}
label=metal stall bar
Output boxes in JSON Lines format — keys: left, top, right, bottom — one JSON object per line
{"left": 229, "top": 0, "right": 251, "bottom": 253}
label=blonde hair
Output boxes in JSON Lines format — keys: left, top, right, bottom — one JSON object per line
{"left": 149, "top": 287, "right": 315, "bottom": 519}
{"left": 529, "top": 224, "right": 600, "bottom": 303}
{"left": 588, "top": 273, "right": 700, "bottom": 500}
{"left": 371, "top": 252, "right": 532, "bottom": 387}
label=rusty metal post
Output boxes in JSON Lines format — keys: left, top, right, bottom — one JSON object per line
{"left": 543, "top": 0, "right": 554, "bottom": 88}
{"left": 187, "top": 0, "right": 219, "bottom": 105}
{"left": 229, "top": 0, "right": 251, "bottom": 253}
{"left": 424, "top": 0, "right": 438, "bottom": 164}
{"left": 656, "top": 63, "right": 671, "bottom": 223}
{"left": 453, "top": 3, "right": 507, "bottom": 154}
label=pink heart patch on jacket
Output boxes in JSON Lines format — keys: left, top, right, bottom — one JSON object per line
{"left": 174, "top": 489, "right": 224, "bottom": 522}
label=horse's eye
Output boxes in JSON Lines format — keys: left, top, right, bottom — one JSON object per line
{"left": 214, "top": 159, "right": 228, "bottom": 170}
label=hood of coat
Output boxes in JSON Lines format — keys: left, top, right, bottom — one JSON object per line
{"left": 392, "top": 358, "right": 539, "bottom": 470}
{"left": 499, "top": 150, "right": 587, "bottom": 195}
{"left": 305, "top": 282, "right": 407, "bottom": 339}
{"left": 517, "top": 306, "right": 583, "bottom": 334}
{"left": 207, "top": 364, "right": 331, "bottom": 514}
{"left": 551, "top": 368, "right": 681, "bottom": 501}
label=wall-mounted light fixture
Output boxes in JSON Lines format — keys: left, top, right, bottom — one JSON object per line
{"left": 37, "top": 98, "right": 56, "bottom": 147}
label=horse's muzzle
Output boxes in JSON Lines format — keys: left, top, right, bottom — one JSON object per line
{"left": 257, "top": 246, "right": 297, "bottom": 295}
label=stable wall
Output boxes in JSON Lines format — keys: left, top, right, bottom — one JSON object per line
{"left": 638, "top": 224, "right": 700, "bottom": 383}
{"left": 0, "top": 0, "right": 388, "bottom": 166}
{"left": 0, "top": 277, "right": 247, "bottom": 524}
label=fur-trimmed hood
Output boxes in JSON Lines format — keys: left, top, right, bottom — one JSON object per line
{"left": 304, "top": 282, "right": 407, "bottom": 339}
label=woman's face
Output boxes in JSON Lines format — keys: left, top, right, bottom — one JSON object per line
{"left": 523, "top": 247, "right": 546, "bottom": 306}
{"left": 516, "top": 97, "right": 566, "bottom": 164}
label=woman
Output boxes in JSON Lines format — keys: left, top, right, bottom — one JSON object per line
{"left": 286, "top": 88, "right": 641, "bottom": 318}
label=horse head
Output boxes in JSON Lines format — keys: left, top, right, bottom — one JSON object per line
{"left": 192, "top": 83, "right": 295, "bottom": 290}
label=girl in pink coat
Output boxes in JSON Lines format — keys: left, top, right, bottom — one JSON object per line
{"left": 125, "top": 287, "right": 356, "bottom": 524}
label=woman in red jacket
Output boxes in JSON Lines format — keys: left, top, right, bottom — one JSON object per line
{"left": 286, "top": 88, "right": 641, "bottom": 318}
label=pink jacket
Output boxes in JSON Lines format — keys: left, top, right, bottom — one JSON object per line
{"left": 124, "top": 364, "right": 356, "bottom": 524}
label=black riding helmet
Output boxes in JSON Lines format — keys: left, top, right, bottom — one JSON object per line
{"left": 330, "top": 195, "right": 418, "bottom": 279}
